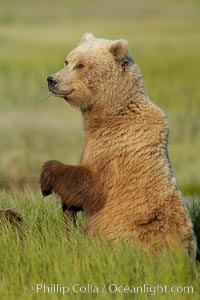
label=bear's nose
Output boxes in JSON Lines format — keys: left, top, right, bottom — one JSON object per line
{"left": 47, "top": 75, "right": 58, "bottom": 86}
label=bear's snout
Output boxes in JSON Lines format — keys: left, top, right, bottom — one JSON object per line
{"left": 47, "top": 75, "right": 58, "bottom": 88}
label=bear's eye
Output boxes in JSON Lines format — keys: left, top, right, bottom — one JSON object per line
{"left": 75, "top": 63, "right": 84, "bottom": 69}
{"left": 64, "top": 60, "right": 68, "bottom": 67}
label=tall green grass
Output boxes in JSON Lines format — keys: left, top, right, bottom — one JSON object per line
{"left": 0, "top": 190, "right": 200, "bottom": 300}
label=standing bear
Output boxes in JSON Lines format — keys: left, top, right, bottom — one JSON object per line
{"left": 40, "top": 33, "right": 196, "bottom": 258}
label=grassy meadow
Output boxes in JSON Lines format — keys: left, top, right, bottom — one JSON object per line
{"left": 0, "top": 191, "right": 200, "bottom": 300}
{"left": 0, "top": 0, "right": 200, "bottom": 299}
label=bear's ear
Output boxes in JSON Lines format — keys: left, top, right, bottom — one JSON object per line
{"left": 109, "top": 39, "right": 129, "bottom": 61}
{"left": 79, "top": 33, "right": 95, "bottom": 44}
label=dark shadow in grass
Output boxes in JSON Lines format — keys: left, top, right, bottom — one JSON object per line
{"left": 187, "top": 196, "right": 200, "bottom": 262}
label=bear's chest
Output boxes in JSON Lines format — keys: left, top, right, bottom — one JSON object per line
{"left": 80, "top": 123, "right": 144, "bottom": 169}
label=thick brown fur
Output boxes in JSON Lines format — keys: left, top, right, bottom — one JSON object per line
{"left": 40, "top": 33, "right": 196, "bottom": 258}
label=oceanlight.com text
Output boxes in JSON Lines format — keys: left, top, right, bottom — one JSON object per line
{"left": 25, "top": 283, "right": 194, "bottom": 296}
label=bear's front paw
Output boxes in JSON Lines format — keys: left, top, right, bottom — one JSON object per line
{"left": 39, "top": 160, "right": 60, "bottom": 197}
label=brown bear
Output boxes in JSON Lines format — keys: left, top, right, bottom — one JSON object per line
{"left": 0, "top": 208, "right": 22, "bottom": 224}
{"left": 40, "top": 33, "right": 196, "bottom": 258}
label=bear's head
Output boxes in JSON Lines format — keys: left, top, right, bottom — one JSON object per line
{"left": 47, "top": 33, "right": 145, "bottom": 114}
